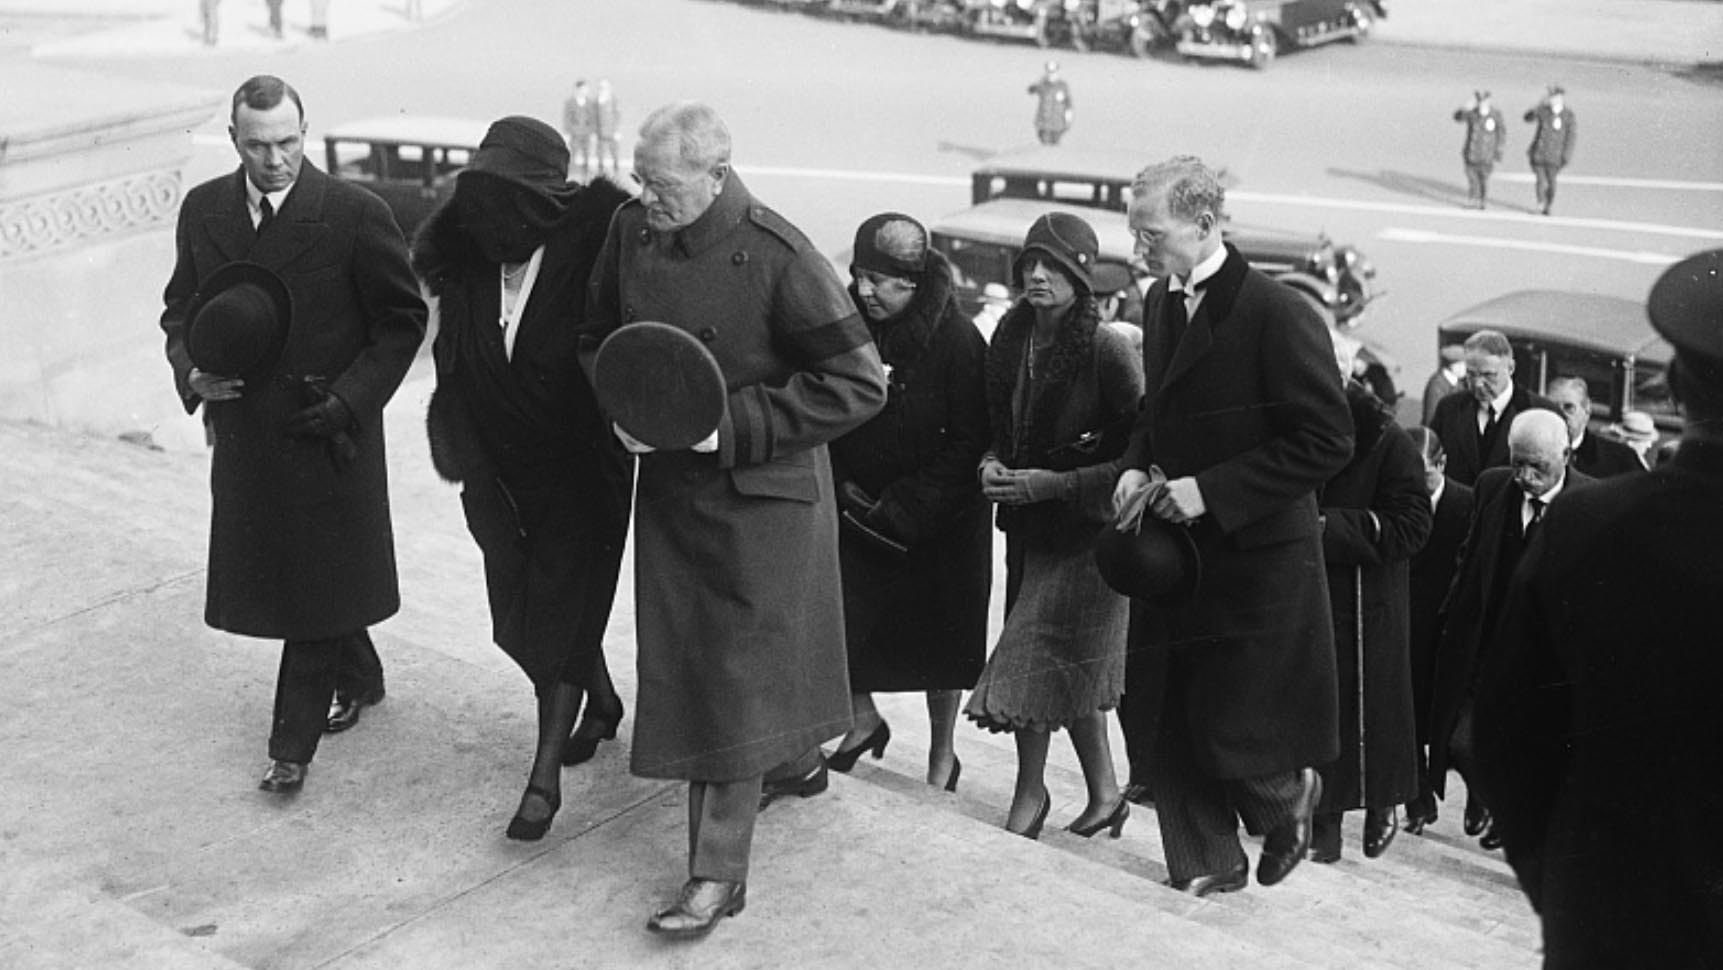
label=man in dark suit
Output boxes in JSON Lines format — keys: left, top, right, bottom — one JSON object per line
{"left": 1425, "top": 329, "right": 1556, "bottom": 486}
{"left": 1545, "top": 376, "right": 1643, "bottom": 478}
{"left": 1426, "top": 410, "right": 1588, "bottom": 846}
{"left": 160, "top": 75, "right": 426, "bottom": 793}
{"left": 1472, "top": 249, "right": 1723, "bottom": 969}
{"left": 1114, "top": 155, "right": 1354, "bottom": 896}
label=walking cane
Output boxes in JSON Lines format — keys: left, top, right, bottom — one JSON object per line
{"left": 1356, "top": 567, "right": 1367, "bottom": 807}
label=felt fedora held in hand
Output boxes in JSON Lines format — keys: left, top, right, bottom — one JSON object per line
{"left": 593, "top": 321, "right": 727, "bottom": 451}
{"left": 184, "top": 261, "right": 292, "bottom": 379}
{"left": 1094, "top": 514, "right": 1201, "bottom": 607}
{"left": 1013, "top": 211, "right": 1099, "bottom": 294}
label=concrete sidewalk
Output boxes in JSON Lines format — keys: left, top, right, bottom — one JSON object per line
{"left": 4, "top": 0, "right": 1721, "bottom": 65}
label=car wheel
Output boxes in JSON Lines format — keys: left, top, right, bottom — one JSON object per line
{"left": 1129, "top": 25, "right": 1155, "bottom": 57}
{"left": 1247, "top": 26, "right": 1277, "bottom": 68}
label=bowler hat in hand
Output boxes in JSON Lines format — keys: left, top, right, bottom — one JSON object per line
{"left": 1094, "top": 513, "right": 1201, "bottom": 607}
{"left": 184, "top": 261, "right": 292, "bottom": 379}
{"left": 593, "top": 321, "right": 727, "bottom": 451}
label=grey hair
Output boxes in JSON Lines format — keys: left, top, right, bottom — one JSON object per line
{"left": 1546, "top": 375, "right": 1591, "bottom": 404}
{"left": 1131, "top": 155, "right": 1226, "bottom": 222}
{"left": 637, "top": 102, "right": 732, "bottom": 172}
{"left": 1464, "top": 329, "right": 1514, "bottom": 359}
{"left": 1508, "top": 409, "right": 1570, "bottom": 457}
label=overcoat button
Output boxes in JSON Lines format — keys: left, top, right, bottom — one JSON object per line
{"left": 698, "top": 327, "right": 717, "bottom": 341}
{"left": 624, "top": 305, "right": 637, "bottom": 322}
{"left": 638, "top": 228, "right": 651, "bottom": 244}
{"left": 732, "top": 251, "right": 749, "bottom": 265}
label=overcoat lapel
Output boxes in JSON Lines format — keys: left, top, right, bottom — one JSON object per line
{"left": 1156, "top": 244, "right": 1247, "bottom": 395}
{"left": 202, "top": 169, "right": 258, "bottom": 263}
{"left": 247, "top": 163, "right": 330, "bottom": 269}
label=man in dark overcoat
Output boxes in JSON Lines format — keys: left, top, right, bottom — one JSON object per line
{"left": 583, "top": 102, "right": 886, "bottom": 938}
{"left": 1546, "top": 376, "right": 1642, "bottom": 479}
{"left": 1425, "top": 328, "right": 1557, "bottom": 487}
{"left": 1523, "top": 85, "right": 1576, "bottom": 215}
{"left": 159, "top": 75, "right": 426, "bottom": 794}
{"left": 1472, "top": 248, "right": 1723, "bottom": 969}
{"left": 1425, "top": 411, "right": 1589, "bottom": 843}
{"left": 1114, "top": 155, "right": 1354, "bottom": 896}
{"left": 1453, "top": 90, "right": 1506, "bottom": 209}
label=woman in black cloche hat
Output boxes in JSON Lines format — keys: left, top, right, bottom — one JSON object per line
{"left": 411, "top": 115, "right": 633, "bottom": 841}
{"left": 823, "top": 213, "right": 993, "bottom": 792}
{"left": 966, "top": 211, "right": 1145, "bottom": 839}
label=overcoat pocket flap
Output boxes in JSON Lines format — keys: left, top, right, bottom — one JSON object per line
{"left": 729, "top": 453, "right": 819, "bottom": 503}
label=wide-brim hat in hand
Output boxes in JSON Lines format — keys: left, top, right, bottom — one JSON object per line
{"left": 593, "top": 321, "right": 727, "bottom": 451}
{"left": 184, "top": 261, "right": 292, "bottom": 379}
{"left": 1014, "top": 211, "right": 1099, "bottom": 294}
{"left": 1094, "top": 512, "right": 1201, "bottom": 607}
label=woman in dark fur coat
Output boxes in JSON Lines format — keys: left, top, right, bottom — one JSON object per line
{"left": 965, "top": 213, "right": 1144, "bottom": 840}
{"left": 411, "top": 116, "right": 633, "bottom": 841}
{"left": 1311, "top": 374, "right": 1433, "bottom": 862}
{"left": 826, "top": 213, "right": 992, "bottom": 791}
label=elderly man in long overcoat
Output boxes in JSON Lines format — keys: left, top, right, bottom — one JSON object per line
{"left": 160, "top": 75, "right": 425, "bottom": 794}
{"left": 583, "top": 102, "right": 886, "bottom": 938}
{"left": 1114, "top": 156, "right": 1354, "bottom": 896}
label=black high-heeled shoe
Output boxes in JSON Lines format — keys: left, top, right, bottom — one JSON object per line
{"left": 562, "top": 696, "right": 624, "bottom": 767}
{"left": 506, "top": 784, "right": 560, "bottom": 841}
{"left": 938, "top": 756, "right": 962, "bottom": 793}
{"left": 1066, "top": 797, "right": 1130, "bottom": 839}
{"left": 1010, "top": 789, "right": 1052, "bottom": 841}
{"left": 825, "top": 720, "right": 891, "bottom": 773}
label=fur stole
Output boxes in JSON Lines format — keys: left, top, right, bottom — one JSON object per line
{"left": 1344, "top": 378, "right": 1393, "bottom": 465}
{"left": 984, "top": 295, "right": 1102, "bottom": 466}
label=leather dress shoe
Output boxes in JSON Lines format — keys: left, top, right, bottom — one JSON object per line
{"left": 1364, "top": 807, "right": 1398, "bottom": 859}
{"left": 646, "top": 879, "right": 746, "bottom": 938}
{"left": 1166, "top": 864, "right": 1248, "bottom": 897}
{"left": 1479, "top": 825, "right": 1504, "bottom": 851}
{"left": 325, "top": 686, "right": 384, "bottom": 734}
{"left": 758, "top": 759, "right": 828, "bottom": 810}
{"left": 1403, "top": 794, "right": 1438, "bottom": 835}
{"left": 259, "top": 760, "right": 306, "bottom": 793}
{"left": 1257, "top": 768, "right": 1322, "bottom": 887}
{"left": 1309, "top": 811, "right": 1342, "bottom": 864}
{"left": 1462, "top": 794, "right": 1491, "bottom": 837}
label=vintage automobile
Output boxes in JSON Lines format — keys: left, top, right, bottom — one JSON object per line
{"left": 322, "top": 115, "right": 488, "bottom": 235}
{"left": 1173, "top": 0, "right": 1381, "bottom": 68}
{"left": 967, "top": 148, "right": 1377, "bottom": 326}
{"left": 1065, "top": 0, "right": 1170, "bottom": 55}
{"left": 926, "top": 196, "right": 1396, "bottom": 379}
{"left": 826, "top": 0, "right": 956, "bottom": 25}
{"left": 1435, "top": 290, "right": 1680, "bottom": 439}
{"left": 962, "top": 0, "right": 1082, "bottom": 47}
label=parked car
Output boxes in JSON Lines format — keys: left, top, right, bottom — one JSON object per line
{"left": 1173, "top": 0, "right": 1380, "bottom": 68}
{"left": 1435, "top": 290, "right": 1680, "bottom": 439}
{"left": 967, "top": 148, "right": 1377, "bottom": 326}
{"left": 1065, "top": 0, "right": 1168, "bottom": 54}
{"left": 323, "top": 115, "right": 489, "bottom": 235}
{"left": 962, "top": 0, "right": 1080, "bottom": 46}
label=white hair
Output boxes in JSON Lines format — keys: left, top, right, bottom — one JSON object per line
{"left": 1508, "top": 409, "right": 1570, "bottom": 460}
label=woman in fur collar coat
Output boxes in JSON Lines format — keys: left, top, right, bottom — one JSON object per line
{"left": 826, "top": 214, "right": 992, "bottom": 791}
{"left": 412, "top": 116, "right": 632, "bottom": 841}
{"left": 965, "top": 213, "right": 1144, "bottom": 840}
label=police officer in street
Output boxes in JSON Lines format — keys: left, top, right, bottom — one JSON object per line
{"left": 1523, "top": 85, "right": 1576, "bottom": 215}
{"left": 1029, "top": 60, "right": 1073, "bottom": 146}
{"left": 1453, "top": 90, "right": 1506, "bottom": 209}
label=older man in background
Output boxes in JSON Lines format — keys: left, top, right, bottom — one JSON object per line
{"left": 583, "top": 102, "right": 886, "bottom": 939}
{"left": 1545, "top": 376, "right": 1642, "bottom": 478}
{"left": 1426, "top": 410, "right": 1589, "bottom": 849}
{"left": 1426, "top": 329, "right": 1555, "bottom": 486}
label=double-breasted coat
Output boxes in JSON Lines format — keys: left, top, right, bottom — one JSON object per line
{"left": 1315, "top": 384, "right": 1432, "bottom": 811}
{"left": 1426, "top": 465, "right": 1590, "bottom": 795}
{"left": 1426, "top": 384, "right": 1557, "bottom": 487}
{"left": 584, "top": 175, "right": 887, "bottom": 781}
{"left": 161, "top": 162, "right": 426, "bottom": 640}
{"left": 830, "top": 253, "right": 992, "bottom": 693}
{"left": 1473, "top": 438, "right": 1723, "bottom": 969}
{"left": 1122, "top": 244, "right": 1354, "bottom": 780}
{"left": 1523, "top": 103, "right": 1576, "bottom": 170}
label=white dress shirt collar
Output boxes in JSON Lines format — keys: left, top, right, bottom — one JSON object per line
{"left": 245, "top": 178, "right": 295, "bottom": 229}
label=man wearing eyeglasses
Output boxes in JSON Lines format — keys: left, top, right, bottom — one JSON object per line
{"left": 1425, "top": 330, "right": 1557, "bottom": 487}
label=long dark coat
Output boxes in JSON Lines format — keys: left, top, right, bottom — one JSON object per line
{"left": 1523, "top": 104, "right": 1576, "bottom": 169}
{"left": 1121, "top": 244, "right": 1355, "bottom": 780}
{"left": 412, "top": 180, "right": 633, "bottom": 689}
{"left": 1473, "top": 438, "right": 1723, "bottom": 969}
{"left": 1408, "top": 475, "right": 1474, "bottom": 744}
{"left": 1426, "top": 384, "right": 1557, "bottom": 487}
{"left": 584, "top": 176, "right": 888, "bottom": 781}
{"left": 1571, "top": 431, "right": 1643, "bottom": 479}
{"left": 161, "top": 163, "right": 426, "bottom": 640}
{"left": 1315, "top": 385, "right": 1432, "bottom": 811}
{"left": 830, "top": 253, "right": 991, "bottom": 692}
{"left": 1454, "top": 106, "right": 1506, "bottom": 166}
{"left": 1426, "top": 465, "right": 1591, "bottom": 795}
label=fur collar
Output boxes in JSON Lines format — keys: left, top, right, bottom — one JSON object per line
{"left": 410, "top": 176, "right": 632, "bottom": 296}
{"left": 985, "top": 295, "right": 1102, "bottom": 464}
{"left": 849, "top": 250, "right": 958, "bottom": 366}
{"left": 1345, "top": 379, "right": 1393, "bottom": 462}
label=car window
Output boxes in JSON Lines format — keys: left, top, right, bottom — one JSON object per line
{"left": 936, "top": 235, "right": 1015, "bottom": 295}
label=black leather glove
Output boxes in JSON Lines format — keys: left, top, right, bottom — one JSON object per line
{"left": 283, "top": 389, "right": 354, "bottom": 439}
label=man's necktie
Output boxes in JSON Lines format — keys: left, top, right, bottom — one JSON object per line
{"left": 1480, "top": 404, "right": 1496, "bottom": 442}
{"left": 257, "top": 196, "right": 275, "bottom": 236}
{"left": 1166, "top": 283, "right": 1193, "bottom": 349}
{"left": 1526, "top": 496, "right": 1545, "bottom": 536}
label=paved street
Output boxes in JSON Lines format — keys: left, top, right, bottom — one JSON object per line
{"left": 2, "top": 1, "right": 1720, "bottom": 967}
